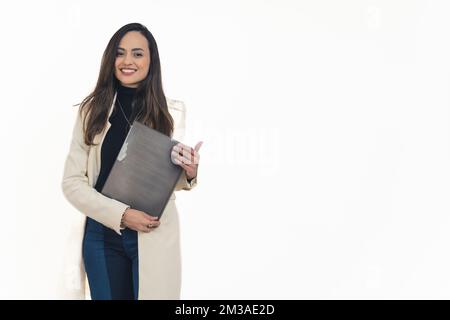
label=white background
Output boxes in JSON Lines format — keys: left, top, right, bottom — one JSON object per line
{"left": 1, "top": 0, "right": 450, "bottom": 299}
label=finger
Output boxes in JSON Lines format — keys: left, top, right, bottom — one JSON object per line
{"left": 172, "top": 144, "right": 183, "bottom": 154}
{"left": 172, "top": 156, "right": 183, "bottom": 166}
{"left": 178, "top": 153, "right": 199, "bottom": 165}
{"left": 191, "top": 154, "right": 200, "bottom": 164}
{"left": 184, "top": 150, "right": 200, "bottom": 162}
{"left": 176, "top": 142, "right": 202, "bottom": 157}
{"left": 143, "top": 221, "right": 160, "bottom": 231}
{"left": 173, "top": 159, "right": 193, "bottom": 174}
{"left": 178, "top": 162, "right": 191, "bottom": 172}
{"left": 141, "top": 214, "right": 158, "bottom": 223}
{"left": 141, "top": 211, "right": 158, "bottom": 218}
{"left": 190, "top": 148, "right": 200, "bottom": 157}
{"left": 146, "top": 215, "right": 159, "bottom": 221}
{"left": 173, "top": 147, "right": 196, "bottom": 164}
{"left": 174, "top": 148, "right": 198, "bottom": 163}
{"left": 180, "top": 146, "right": 193, "bottom": 158}
{"left": 171, "top": 150, "right": 183, "bottom": 164}
{"left": 171, "top": 152, "right": 195, "bottom": 171}
{"left": 194, "top": 141, "right": 203, "bottom": 152}
{"left": 173, "top": 143, "right": 190, "bottom": 154}
{"left": 142, "top": 224, "right": 152, "bottom": 232}
{"left": 148, "top": 219, "right": 160, "bottom": 225}
{"left": 176, "top": 144, "right": 195, "bottom": 158}
{"left": 190, "top": 149, "right": 200, "bottom": 164}
{"left": 173, "top": 152, "right": 199, "bottom": 166}
{"left": 174, "top": 142, "right": 186, "bottom": 150}
{"left": 172, "top": 148, "right": 184, "bottom": 157}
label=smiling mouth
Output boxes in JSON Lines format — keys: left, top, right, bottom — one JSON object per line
{"left": 120, "top": 68, "right": 137, "bottom": 75}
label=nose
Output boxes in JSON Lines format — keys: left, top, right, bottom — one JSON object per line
{"left": 123, "top": 52, "right": 133, "bottom": 65}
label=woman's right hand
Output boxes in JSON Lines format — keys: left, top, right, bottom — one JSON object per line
{"left": 121, "top": 208, "right": 160, "bottom": 233}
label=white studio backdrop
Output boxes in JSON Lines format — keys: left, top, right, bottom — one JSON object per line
{"left": 1, "top": 0, "right": 450, "bottom": 299}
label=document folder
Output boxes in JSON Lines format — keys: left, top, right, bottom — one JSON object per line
{"left": 101, "top": 120, "right": 183, "bottom": 219}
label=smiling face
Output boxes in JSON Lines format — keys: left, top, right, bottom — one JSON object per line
{"left": 114, "top": 31, "right": 151, "bottom": 88}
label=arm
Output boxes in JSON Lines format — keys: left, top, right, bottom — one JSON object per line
{"left": 61, "top": 107, "right": 130, "bottom": 235}
{"left": 172, "top": 101, "right": 198, "bottom": 191}
{"left": 175, "top": 169, "right": 198, "bottom": 191}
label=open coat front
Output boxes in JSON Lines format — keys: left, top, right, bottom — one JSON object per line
{"left": 61, "top": 92, "right": 197, "bottom": 299}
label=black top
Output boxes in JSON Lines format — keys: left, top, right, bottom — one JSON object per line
{"left": 94, "top": 84, "right": 137, "bottom": 192}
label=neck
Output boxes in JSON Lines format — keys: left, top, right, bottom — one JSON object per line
{"left": 117, "top": 83, "right": 137, "bottom": 96}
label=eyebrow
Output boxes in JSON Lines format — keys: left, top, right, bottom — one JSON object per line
{"left": 117, "top": 47, "right": 144, "bottom": 52}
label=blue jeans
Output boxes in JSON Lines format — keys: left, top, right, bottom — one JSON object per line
{"left": 82, "top": 217, "right": 139, "bottom": 300}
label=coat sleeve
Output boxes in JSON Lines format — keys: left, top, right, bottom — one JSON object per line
{"left": 175, "top": 169, "right": 198, "bottom": 191}
{"left": 61, "top": 107, "right": 130, "bottom": 235}
{"left": 172, "top": 100, "right": 198, "bottom": 191}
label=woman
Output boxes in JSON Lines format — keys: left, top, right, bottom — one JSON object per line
{"left": 61, "top": 23, "right": 202, "bottom": 300}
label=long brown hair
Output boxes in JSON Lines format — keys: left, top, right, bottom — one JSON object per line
{"left": 75, "top": 23, "right": 173, "bottom": 146}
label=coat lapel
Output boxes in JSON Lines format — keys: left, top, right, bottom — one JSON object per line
{"left": 92, "top": 91, "right": 117, "bottom": 167}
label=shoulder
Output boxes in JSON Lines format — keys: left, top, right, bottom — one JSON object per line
{"left": 166, "top": 98, "right": 187, "bottom": 138}
{"left": 166, "top": 97, "right": 186, "bottom": 114}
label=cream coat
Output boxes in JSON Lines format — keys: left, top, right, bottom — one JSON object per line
{"left": 61, "top": 92, "right": 197, "bottom": 299}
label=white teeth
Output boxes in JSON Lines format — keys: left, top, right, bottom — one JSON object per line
{"left": 121, "top": 69, "right": 136, "bottom": 73}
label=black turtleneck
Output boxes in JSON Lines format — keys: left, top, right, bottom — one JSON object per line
{"left": 94, "top": 84, "right": 137, "bottom": 193}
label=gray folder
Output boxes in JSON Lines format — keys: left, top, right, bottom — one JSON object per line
{"left": 101, "top": 120, "right": 183, "bottom": 219}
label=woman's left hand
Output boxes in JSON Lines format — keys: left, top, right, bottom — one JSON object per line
{"left": 171, "top": 141, "right": 203, "bottom": 180}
